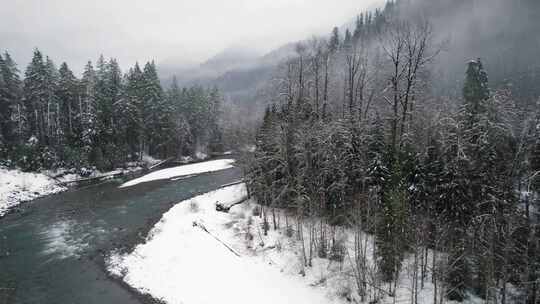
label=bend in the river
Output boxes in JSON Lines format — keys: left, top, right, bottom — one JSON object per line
{"left": 0, "top": 162, "right": 242, "bottom": 304}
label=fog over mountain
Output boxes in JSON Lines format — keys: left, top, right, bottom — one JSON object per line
{"left": 172, "top": 0, "right": 540, "bottom": 110}
{"left": 0, "top": 0, "right": 382, "bottom": 75}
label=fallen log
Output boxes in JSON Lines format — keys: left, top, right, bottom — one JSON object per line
{"left": 217, "top": 179, "right": 244, "bottom": 189}
{"left": 192, "top": 221, "right": 241, "bottom": 257}
{"left": 215, "top": 196, "right": 249, "bottom": 213}
{"left": 56, "top": 171, "right": 125, "bottom": 186}
{"left": 148, "top": 157, "right": 174, "bottom": 170}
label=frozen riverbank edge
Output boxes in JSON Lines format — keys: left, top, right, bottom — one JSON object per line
{"left": 106, "top": 184, "right": 344, "bottom": 304}
{"left": 107, "top": 181, "right": 485, "bottom": 304}
{"left": 0, "top": 156, "right": 232, "bottom": 218}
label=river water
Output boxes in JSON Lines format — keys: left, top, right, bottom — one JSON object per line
{"left": 0, "top": 166, "right": 242, "bottom": 304}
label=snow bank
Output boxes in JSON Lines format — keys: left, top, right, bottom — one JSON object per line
{"left": 0, "top": 168, "right": 66, "bottom": 217}
{"left": 119, "top": 159, "right": 235, "bottom": 188}
{"left": 108, "top": 184, "right": 340, "bottom": 304}
{"left": 110, "top": 184, "right": 479, "bottom": 304}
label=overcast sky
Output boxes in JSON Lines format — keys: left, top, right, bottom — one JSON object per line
{"left": 1, "top": 0, "right": 381, "bottom": 74}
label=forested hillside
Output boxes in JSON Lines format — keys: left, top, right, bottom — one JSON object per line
{"left": 159, "top": 0, "right": 540, "bottom": 126}
{"left": 245, "top": 0, "right": 540, "bottom": 303}
{"left": 0, "top": 50, "right": 227, "bottom": 172}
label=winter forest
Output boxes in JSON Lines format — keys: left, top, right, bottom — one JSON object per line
{"left": 245, "top": 1, "right": 540, "bottom": 303}
{"left": 1, "top": 0, "right": 540, "bottom": 303}
{"left": 0, "top": 51, "right": 225, "bottom": 172}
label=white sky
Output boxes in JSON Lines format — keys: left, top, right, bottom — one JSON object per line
{"left": 1, "top": 0, "right": 381, "bottom": 74}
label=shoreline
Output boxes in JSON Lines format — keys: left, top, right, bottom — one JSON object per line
{"left": 0, "top": 153, "right": 236, "bottom": 219}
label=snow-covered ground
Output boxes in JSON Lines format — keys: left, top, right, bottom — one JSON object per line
{"left": 107, "top": 182, "right": 485, "bottom": 304}
{"left": 107, "top": 184, "right": 342, "bottom": 304}
{"left": 0, "top": 168, "right": 67, "bottom": 217}
{"left": 119, "top": 159, "right": 235, "bottom": 188}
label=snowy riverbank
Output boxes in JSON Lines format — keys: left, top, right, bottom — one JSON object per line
{"left": 0, "top": 156, "right": 234, "bottom": 218}
{"left": 107, "top": 182, "right": 485, "bottom": 304}
{"left": 0, "top": 168, "right": 66, "bottom": 217}
{"left": 119, "top": 159, "right": 235, "bottom": 188}
{"left": 0, "top": 165, "right": 145, "bottom": 217}
{"left": 107, "top": 184, "right": 342, "bottom": 304}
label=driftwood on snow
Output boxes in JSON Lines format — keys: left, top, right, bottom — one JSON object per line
{"left": 192, "top": 221, "right": 241, "bottom": 257}
{"left": 215, "top": 196, "right": 249, "bottom": 213}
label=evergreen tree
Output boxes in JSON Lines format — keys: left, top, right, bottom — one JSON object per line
{"left": 0, "top": 52, "right": 21, "bottom": 155}
{"left": 93, "top": 57, "right": 123, "bottom": 169}
{"left": 329, "top": 27, "right": 340, "bottom": 53}
{"left": 44, "top": 56, "right": 60, "bottom": 147}
{"left": 167, "top": 76, "right": 192, "bottom": 157}
{"left": 80, "top": 61, "right": 97, "bottom": 151}
{"left": 343, "top": 29, "right": 352, "bottom": 49}
{"left": 463, "top": 59, "right": 490, "bottom": 126}
{"left": 353, "top": 14, "right": 364, "bottom": 42}
{"left": 142, "top": 61, "right": 170, "bottom": 157}
{"left": 57, "top": 62, "right": 80, "bottom": 144}
{"left": 23, "top": 49, "right": 48, "bottom": 144}
{"left": 207, "top": 87, "right": 224, "bottom": 153}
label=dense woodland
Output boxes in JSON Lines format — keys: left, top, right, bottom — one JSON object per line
{"left": 245, "top": 1, "right": 540, "bottom": 303}
{"left": 0, "top": 50, "right": 225, "bottom": 172}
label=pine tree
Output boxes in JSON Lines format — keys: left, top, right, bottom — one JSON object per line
{"left": 343, "top": 29, "right": 352, "bottom": 49}
{"left": 23, "top": 49, "right": 48, "bottom": 144}
{"left": 44, "top": 56, "right": 60, "bottom": 147}
{"left": 0, "top": 52, "right": 21, "bottom": 155}
{"left": 442, "top": 60, "right": 492, "bottom": 301}
{"left": 142, "top": 61, "right": 169, "bottom": 157}
{"left": 463, "top": 59, "right": 490, "bottom": 126}
{"left": 120, "top": 63, "right": 144, "bottom": 160}
{"left": 329, "top": 27, "right": 340, "bottom": 53}
{"left": 376, "top": 157, "right": 409, "bottom": 286}
{"left": 93, "top": 57, "right": 123, "bottom": 169}
{"left": 207, "top": 86, "right": 224, "bottom": 153}
{"left": 57, "top": 62, "right": 80, "bottom": 144}
{"left": 353, "top": 14, "right": 364, "bottom": 42}
{"left": 80, "top": 61, "right": 97, "bottom": 149}
{"left": 167, "top": 76, "right": 192, "bottom": 157}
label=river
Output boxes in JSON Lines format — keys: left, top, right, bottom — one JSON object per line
{"left": 0, "top": 165, "right": 242, "bottom": 304}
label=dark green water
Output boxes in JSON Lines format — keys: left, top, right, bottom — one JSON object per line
{"left": 0, "top": 166, "right": 242, "bottom": 304}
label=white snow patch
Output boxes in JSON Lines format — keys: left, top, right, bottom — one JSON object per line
{"left": 142, "top": 154, "right": 162, "bottom": 166}
{"left": 107, "top": 184, "right": 341, "bottom": 304}
{"left": 195, "top": 151, "right": 208, "bottom": 160}
{"left": 108, "top": 181, "right": 482, "bottom": 304}
{"left": 119, "top": 159, "right": 235, "bottom": 188}
{"left": 0, "top": 167, "right": 66, "bottom": 217}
